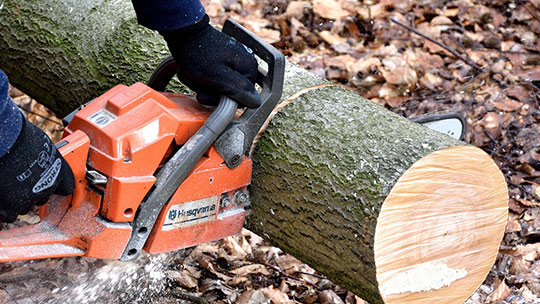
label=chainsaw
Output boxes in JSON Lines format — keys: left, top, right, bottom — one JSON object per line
{"left": 0, "top": 19, "right": 285, "bottom": 262}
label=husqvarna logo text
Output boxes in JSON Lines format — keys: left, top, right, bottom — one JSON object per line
{"left": 162, "top": 196, "right": 218, "bottom": 231}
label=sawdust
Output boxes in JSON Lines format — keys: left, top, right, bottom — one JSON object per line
{"left": 49, "top": 252, "right": 172, "bottom": 304}
{"left": 379, "top": 262, "right": 467, "bottom": 297}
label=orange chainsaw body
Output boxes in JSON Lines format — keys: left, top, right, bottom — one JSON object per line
{"left": 0, "top": 82, "right": 251, "bottom": 261}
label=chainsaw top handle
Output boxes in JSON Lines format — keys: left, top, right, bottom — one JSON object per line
{"left": 148, "top": 19, "right": 286, "bottom": 168}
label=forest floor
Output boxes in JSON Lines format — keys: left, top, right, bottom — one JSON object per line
{"left": 2, "top": 0, "right": 540, "bottom": 303}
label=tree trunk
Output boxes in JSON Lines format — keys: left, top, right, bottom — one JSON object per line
{"left": 0, "top": 1, "right": 508, "bottom": 303}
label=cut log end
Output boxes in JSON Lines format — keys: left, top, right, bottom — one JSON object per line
{"left": 374, "top": 145, "right": 508, "bottom": 304}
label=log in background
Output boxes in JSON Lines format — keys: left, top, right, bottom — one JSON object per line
{"left": 0, "top": 1, "right": 508, "bottom": 303}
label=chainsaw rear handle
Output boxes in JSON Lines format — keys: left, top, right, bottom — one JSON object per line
{"left": 148, "top": 19, "right": 285, "bottom": 168}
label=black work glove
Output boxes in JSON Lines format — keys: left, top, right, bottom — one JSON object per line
{"left": 0, "top": 118, "right": 75, "bottom": 222}
{"left": 160, "top": 15, "right": 261, "bottom": 108}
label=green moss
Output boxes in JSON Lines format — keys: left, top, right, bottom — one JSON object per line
{"left": 0, "top": 0, "right": 176, "bottom": 116}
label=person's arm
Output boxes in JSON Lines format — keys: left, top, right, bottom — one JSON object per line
{"left": 131, "top": 1, "right": 261, "bottom": 108}
{"left": 0, "top": 71, "right": 23, "bottom": 159}
{"left": 0, "top": 70, "right": 74, "bottom": 223}
{"left": 131, "top": 0, "right": 205, "bottom": 31}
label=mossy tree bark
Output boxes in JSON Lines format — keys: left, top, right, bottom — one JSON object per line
{"left": 0, "top": 0, "right": 169, "bottom": 117}
{"left": 0, "top": 1, "right": 508, "bottom": 303}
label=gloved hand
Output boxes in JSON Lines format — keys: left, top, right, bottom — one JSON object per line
{"left": 160, "top": 15, "right": 261, "bottom": 108}
{"left": 0, "top": 118, "right": 75, "bottom": 222}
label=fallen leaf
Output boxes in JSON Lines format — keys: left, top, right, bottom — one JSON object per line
{"left": 237, "top": 290, "right": 255, "bottom": 304}
{"left": 531, "top": 260, "right": 540, "bottom": 278}
{"left": 198, "top": 254, "right": 216, "bottom": 271}
{"left": 319, "top": 31, "right": 346, "bottom": 45}
{"left": 200, "top": 278, "right": 239, "bottom": 299}
{"left": 385, "top": 96, "right": 408, "bottom": 108}
{"left": 230, "top": 264, "right": 271, "bottom": 276}
{"left": 248, "top": 290, "right": 271, "bottom": 304}
{"left": 318, "top": 289, "right": 345, "bottom": 304}
{"left": 486, "top": 279, "right": 510, "bottom": 303}
{"left": 205, "top": 1, "right": 225, "bottom": 18}
{"left": 507, "top": 86, "right": 530, "bottom": 103}
{"left": 223, "top": 235, "right": 249, "bottom": 258}
{"left": 417, "top": 22, "right": 441, "bottom": 39}
{"left": 230, "top": 276, "right": 249, "bottom": 286}
{"left": 373, "top": 45, "right": 399, "bottom": 57}
{"left": 324, "top": 55, "right": 355, "bottom": 71}
{"left": 431, "top": 15, "right": 453, "bottom": 25}
{"left": 516, "top": 243, "right": 540, "bottom": 261}
{"left": 491, "top": 98, "right": 522, "bottom": 112}
{"left": 443, "top": 8, "right": 460, "bottom": 17}
{"left": 283, "top": 1, "right": 310, "bottom": 19}
{"left": 382, "top": 56, "right": 407, "bottom": 69}
{"left": 506, "top": 217, "right": 522, "bottom": 233}
{"left": 420, "top": 73, "right": 443, "bottom": 90}
{"left": 519, "top": 285, "right": 540, "bottom": 302}
{"left": 255, "top": 28, "right": 281, "bottom": 44}
{"left": 17, "top": 214, "right": 40, "bottom": 224}
{"left": 510, "top": 199, "right": 528, "bottom": 214}
{"left": 419, "top": 52, "right": 445, "bottom": 69}
{"left": 378, "top": 83, "right": 402, "bottom": 99}
{"left": 381, "top": 66, "right": 417, "bottom": 87}
{"left": 0, "top": 289, "right": 9, "bottom": 303}
{"left": 481, "top": 112, "right": 502, "bottom": 138}
{"left": 7, "top": 84, "right": 24, "bottom": 98}
{"left": 276, "top": 254, "right": 303, "bottom": 275}
{"left": 313, "top": 0, "right": 348, "bottom": 19}
{"left": 511, "top": 6, "right": 532, "bottom": 22}
{"left": 518, "top": 199, "right": 540, "bottom": 207}
{"left": 167, "top": 270, "right": 198, "bottom": 289}
{"left": 357, "top": 4, "right": 387, "bottom": 19}
{"left": 346, "top": 56, "right": 381, "bottom": 75}
{"left": 261, "top": 286, "right": 292, "bottom": 304}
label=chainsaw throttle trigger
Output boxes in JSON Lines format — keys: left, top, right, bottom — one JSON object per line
{"left": 148, "top": 19, "right": 286, "bottom": 169}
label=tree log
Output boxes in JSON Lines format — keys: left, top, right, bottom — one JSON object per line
{"left": 0, "top": 1, "right": 508, "bottom": 303}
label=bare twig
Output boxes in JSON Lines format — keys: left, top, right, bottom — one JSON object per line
{"left": 523, "top": 1, "right": 540, "bottom": 24}
{"left": 17, "top": 105, "right": 64, "bottom": 127}
{"left": 263, "top": 263, "right": 320, "bottom": 290}
{"left": 528, "top": 87, "right": 540, "bottom": 105}
{"left": 463, "top": 47, "right": 539, "bottom": 55}
{"left": 0, "top": 272, "right": 43, "bottom": 283}
{"left": 169, "top": 289, "right": 208, "bottom": 304}
{"left": 294, "top": 271, "right": 327, "bottom": 280}
{"left": 390, "top": 17, "right": 482, "bottom": 70}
